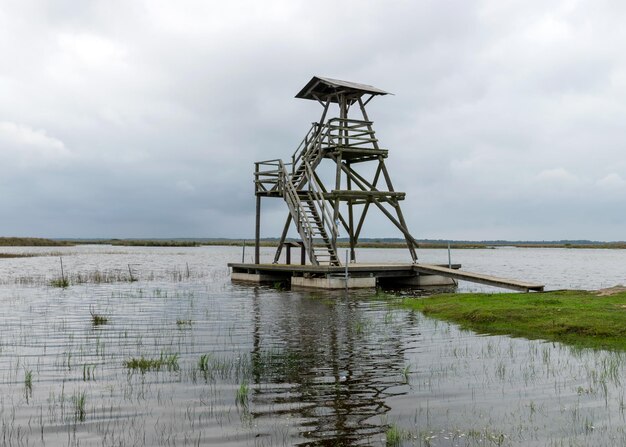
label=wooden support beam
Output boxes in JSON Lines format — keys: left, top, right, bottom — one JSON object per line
{"left": 255, "top": 195, "right": 261, "bottom": 264}
{"left": 273, "top": 214, "right": 292, "bottom": 264}
{"left": 347, "top": 160, "right": 356, "bottom": 262}
{"left": 355, "top": 163, "right": 383, "bottom": 241}
{"left": 326, "top": 191, "right": 405, "bottom": 200}
{"left": 370, "top": 197, "right": 419, "bottom": 255}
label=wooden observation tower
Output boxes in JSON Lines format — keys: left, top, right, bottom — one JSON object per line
{"left": 254, "top": 76, "right": 419, "bottom": 266}
{"left": 232, "top": 76, "right": 544, "bottom": 291}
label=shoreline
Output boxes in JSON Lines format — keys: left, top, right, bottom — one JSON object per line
{"left": 2, "top": 237, "right": 626, "bottom": 249}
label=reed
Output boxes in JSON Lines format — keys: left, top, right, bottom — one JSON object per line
{"left": 24, "top": 369, "right": 33, "bottom": 402}
{"left": 235, "top": 382, "right": 249, "bottom": 408}
{"left": 72, "top": 391, "right": 86, "bottom": 422}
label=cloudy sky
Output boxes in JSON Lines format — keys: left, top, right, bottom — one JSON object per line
{"left": 1, "top": 0, "right": 625, "bottom": 241}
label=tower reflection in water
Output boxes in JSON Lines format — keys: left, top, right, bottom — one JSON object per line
{"left": 249, "top": 287, "right": 411, "bottom": 445}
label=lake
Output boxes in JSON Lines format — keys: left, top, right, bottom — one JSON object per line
{"left": 0, "top": 245, "right": 625, "bottom": 446}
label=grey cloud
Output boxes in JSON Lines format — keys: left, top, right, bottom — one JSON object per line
{"left": 1, "top": 0, "right": 625, "bottom": 240}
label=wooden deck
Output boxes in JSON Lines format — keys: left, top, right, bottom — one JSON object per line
{"left": 228, "top": 262, "right": 544, "bottom": 292}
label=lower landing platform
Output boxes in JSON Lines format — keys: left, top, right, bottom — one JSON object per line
{"left": 228, "top": 263, "right": 459, "bottom": 290}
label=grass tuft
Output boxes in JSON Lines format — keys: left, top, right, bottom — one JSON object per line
{"left": 124, "top": 353, "right": 179, "bottom": 373}
{"left": 24, "top": 369, "right": 33, "bottom": 402}
{"left": 198, "top": 354, "right": 211, "bottom": 372}
{"left": 50, "top": 277, "right": 70, "bottom": 288}
{"left": 386, "top": 424, "right": 411, "bottom": 446}
{"left": 235, "top": 382, "right": 249, "bottom": 408}
{"left": 90, "top": 308, "right": 108, "bottom": 326}
{"left": 73, "top": 391, "right": 87, "bottom": 422}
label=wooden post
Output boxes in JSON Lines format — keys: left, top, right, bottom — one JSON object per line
{"left": 347, "top": 160, "right": 356, "bottom": 262}
{"left": 255, "top": 195, "right": 261, "bottom": 264}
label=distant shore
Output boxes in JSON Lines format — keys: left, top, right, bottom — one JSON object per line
{"left": 1, "top": 236, "right": 626, "bottom": 249}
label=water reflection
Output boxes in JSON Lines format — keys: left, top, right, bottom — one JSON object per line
{"left": 250, "top": 289, "right": 409, "bottom": 445}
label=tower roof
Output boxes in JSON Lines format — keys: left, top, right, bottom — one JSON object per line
{"left": 295, "top": 76, "right": 390, "bottom": 103}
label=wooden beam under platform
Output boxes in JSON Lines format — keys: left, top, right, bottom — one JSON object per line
{"left": 323, "top": 190, "right": 406, "bottom": 200}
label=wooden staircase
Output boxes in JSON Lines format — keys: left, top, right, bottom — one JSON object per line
{"left": 255, "top": 123, "right": 340, "bottom": 266}
{"left": 279, "top": 153, "right": 340, "bottom": 266}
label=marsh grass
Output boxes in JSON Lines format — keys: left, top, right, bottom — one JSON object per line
{"left": 82, "top": 364, "right": 96, "bottom": 381}
{"left": 400, "top": 290, "right": 626, "bottom": 351}
{"left": 198, "top": 354, "right": 211, "bottom": 372}
{"left": 24, "top": 369, "right": 33, "bottom": 402}
{"left": 50, "top": 277, "right": 70, "bottom": 288}
{"left": 0, "top": 253, "right": 37, "bottom": 258}
{"left": 124, "top": 353, "right": 180, "bottom": 373}
{"left": 74, "top": 270, "right": 136, "bottom": 284}
{"left": 401, "top": 364, "right": 411, "bottom": 384}
{"left": 196, "top": 353, "right": 252, "bottom": 382}
{"left": 72, "top": 391, "right": 86, "bottom": 422}
{"left": 236, "top": 382, "right": 249, "bottom": 408}
{"left": 272, "top": 281, "right": 287, "bottom": 291}
{"left": 386, "top": 424, "right": 411, "bottom": 446}
{"left": 51, "top": 256, "right": 69, "bottom": 288}
{"left": 90, "top": 307, "right": 108, "bottom": 326}
{"left": 0, "top": 237, "right": 72, "bottom": 246}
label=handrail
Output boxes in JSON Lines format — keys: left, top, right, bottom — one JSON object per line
{"left": 291, "top": 123, "right": 318, "bottom": 174}
{"left": 325, "top": 118, "right": 377, "bottom": 149}
{"left": 303, "top": 161, "right": 338, "bottom": 246}
{"left": 277, "top": 160, "right": 317, "bottom": 264}
{"left": 291, "top": 122, "right": 333, "bottom": 174}
{"left": 254, "top": 159, "right": 283, "bottom": 193}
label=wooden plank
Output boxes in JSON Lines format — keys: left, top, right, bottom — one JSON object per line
{"left": 413, "top": 264, "right": 544, "bottom": 292}
{"left": 332, "top": 148, "right": 388, "bottom": 156}
{"left": 325, "top": 190, "right": 405, "bottom": 199}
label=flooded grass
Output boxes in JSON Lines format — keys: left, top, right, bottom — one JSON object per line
{"left": 49, "top": 276, "right": 70, "bottom": 287}
{"left": 124, "top": 353, "right": 180, "bottom": 373}
{"left": 90, "top": 309, "right": 108, "bottom": 326}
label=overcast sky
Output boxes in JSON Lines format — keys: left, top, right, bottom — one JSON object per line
{"left": 1, "top": 0, "right": 625, "bottom": 241}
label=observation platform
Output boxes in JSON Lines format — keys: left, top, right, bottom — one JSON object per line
{"left": 228, "top": 262, "right": 545, "bottom": 292}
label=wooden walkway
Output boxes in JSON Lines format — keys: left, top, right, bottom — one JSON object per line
{"left": 413, "top": 264, "right": 544, "bottom": 292}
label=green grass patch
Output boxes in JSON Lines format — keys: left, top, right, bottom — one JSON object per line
{"left": 400, "top": 290, "right": 626, "bottom": 351}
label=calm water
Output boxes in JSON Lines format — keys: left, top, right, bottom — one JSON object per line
{"left": 0, "top": 245, "right": 625, "bottom": 446}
